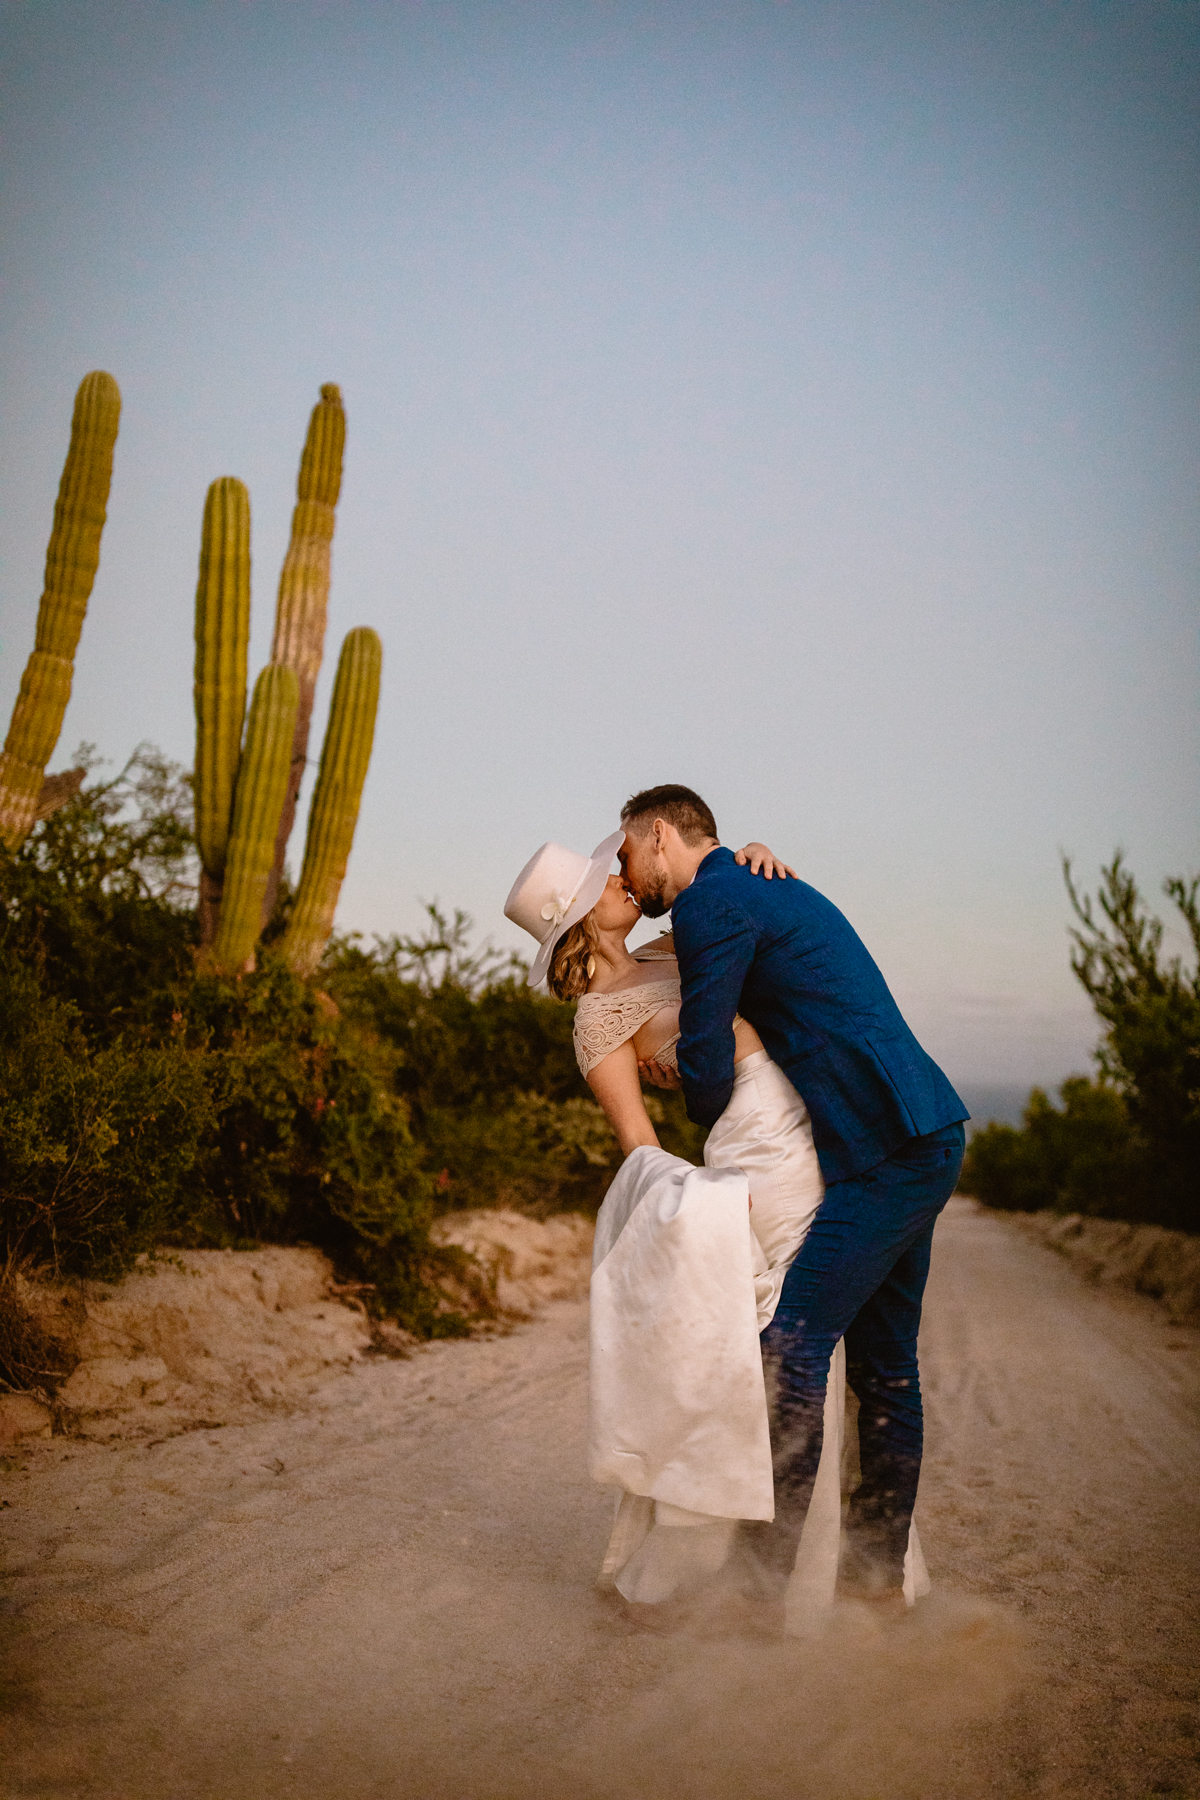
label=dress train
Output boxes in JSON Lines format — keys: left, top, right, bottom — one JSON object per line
{"left": 590, "top": 1139, "right": 929, "bottom": 1629}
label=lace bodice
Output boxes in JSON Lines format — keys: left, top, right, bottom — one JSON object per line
{"left": 572, "top": 934, "right": 752, "bottom": 1079}
{"left": 573, "top": 977, "right": 682, "bottom": 1078}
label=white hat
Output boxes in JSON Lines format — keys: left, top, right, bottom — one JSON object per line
{"left": 504, "top": 829, "right": 626, "bottom": 986}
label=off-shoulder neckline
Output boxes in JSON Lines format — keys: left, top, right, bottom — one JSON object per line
{"left": 577, "top": 974, "right": 679, "bottom": 1005}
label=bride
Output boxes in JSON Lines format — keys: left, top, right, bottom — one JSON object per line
{"left": 504, "top": 830, "right": 927, "bottom": 1631}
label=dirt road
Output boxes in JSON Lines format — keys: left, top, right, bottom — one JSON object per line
{"left": 3, "top": 1199, "right": 1198, "bottom": 1799}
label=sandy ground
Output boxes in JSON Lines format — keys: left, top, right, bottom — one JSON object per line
{"left": 1, "top": 1198, "right": 1198, "bottom": 1800}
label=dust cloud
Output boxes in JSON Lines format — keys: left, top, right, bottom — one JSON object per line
{"left": 563, "top": 1592, "right": 1027, "bottom": 1800}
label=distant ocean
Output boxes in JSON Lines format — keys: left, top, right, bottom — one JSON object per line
{"left": 956, "top": 1081, "right": 1040, "bottom": 1134}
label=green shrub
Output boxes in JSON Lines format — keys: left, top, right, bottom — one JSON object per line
{"left": 323, "top": 907, "right": 707, "bottom": 1211}
{"left": 961, "top": 1077, "right": 1142, "bottom": 1218}
{"left": 415, "top": 1090, "right": 621, "bottom": 1214}
{"left": 965, "top": 856, "right": 1198, "bottom": 1233}
{"left": 0, "top": 745, "right": 197, "bottom": 1039}
{"left": 0, "top": 754, "right": 706, "bottom": 1336}
{"left": 0, "top": 756, "right": 443, "bottom": 1326}
{"left": 1064, "top": 855, "right": 1199, "bottom": 1231}
{"left": 185, "top": 961, "right": 444, "bottom": 1328}
{"left": 0, "top": 960, "right": 215, "bottom": 1279}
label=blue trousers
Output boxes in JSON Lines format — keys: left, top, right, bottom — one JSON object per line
{"left": 749, "top": 1121, "right": 965, "bottom": 1590}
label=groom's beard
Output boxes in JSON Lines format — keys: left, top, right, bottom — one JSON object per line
{"left": 633, "top": 873, "right": 671, "bottom": 918}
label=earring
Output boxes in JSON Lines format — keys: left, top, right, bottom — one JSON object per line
{"left": 586, "top": 955, "right": 597, "bottom": 980}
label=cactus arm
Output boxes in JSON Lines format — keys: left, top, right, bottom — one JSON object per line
{"left": 193, "top": 477, "right": 251, "bottom": 894}
{"left": 209, "top": 664, "right": 299, "bottom": 974}
{"left": 2, "top": 651, "right": 73, "bottom": 774}
{"left": 35, "top": 370, "right": 122, "bottom": 662}
{"left": 0, "top": 654, "right": 74, "bottom": 848}
{"left": 263, "top": 382, "right": 346, "bottom": 918}
{"left": 281, "top": 627, "right": 381, "bottom": 980}
{"left": 0, "top": 371, "right": 120, "bottom": 850}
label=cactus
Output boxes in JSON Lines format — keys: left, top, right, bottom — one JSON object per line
{"left": 281, "top": 627, "right": 381, "bottom": 980}
{"left": 0, "top": 655, "right": 75, "bottom": 844}
{"left": 209, "top": 664, "right": 299, "bottom": 974}
{"left": 187, "top": 383, "right": 371, "bottom": 977}
{"left": 263, "top": 382, "right": 346, "bottom": 919}
{"left": 0, "top": 371, "right": 120, "bottom": 848}
{"left": 193, "top": 477, "right": 251, "bottom": 942}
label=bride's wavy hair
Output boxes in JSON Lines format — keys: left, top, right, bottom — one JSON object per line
{"left": 546, "top": 913, "right": 600, "bottom": 1002}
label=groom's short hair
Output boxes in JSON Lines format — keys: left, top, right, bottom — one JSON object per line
{"left": 621, "top": 784, "right": 718, "bottom": 845}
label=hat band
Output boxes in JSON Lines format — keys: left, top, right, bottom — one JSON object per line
{"left": 539, "top": 888, "right": 579, "bottom": 937}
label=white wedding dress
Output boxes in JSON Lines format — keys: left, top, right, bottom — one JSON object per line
{"left": 577, "top": 959, "right": 930, "bottom": 1632}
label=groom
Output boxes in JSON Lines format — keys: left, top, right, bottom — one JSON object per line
{"left": 617, "top": 783, "right": 967, "bottom": 1606}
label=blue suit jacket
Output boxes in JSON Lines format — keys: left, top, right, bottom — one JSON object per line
{"left": 671, "top": 848, "right": 967, "bottom": 1183}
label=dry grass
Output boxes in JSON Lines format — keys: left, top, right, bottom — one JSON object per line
{"left": 0, "top": 1260, "right": 80, "bottom": 1399}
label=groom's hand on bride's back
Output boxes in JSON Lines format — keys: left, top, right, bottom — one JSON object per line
{"left": 735, "top": 842, "right": 797, "bottom": 880}
{"left": 638, "top": 1057, "right": 682, "bottom": 1090}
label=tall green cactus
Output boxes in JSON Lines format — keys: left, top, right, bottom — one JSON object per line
{"left": 193, "top": 477, "right": 251, "bottom": 944}
{"left": 189, "top": 382, "right": 372, "bottom": 978}
{"left": 209, "top": 664, "right": 299, "bottom": 975}
{"left": 263, "top": 382, "right": 346, "bottom": 919}
{"left": 281, "top": 628, "right": 381, "bottom": 980}
{"left": 0, "top": 371, "right": 121, "bottom": 849}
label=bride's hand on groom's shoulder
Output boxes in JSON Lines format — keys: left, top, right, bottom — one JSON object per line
{"left": 735, "top": 842, "right": 797, "bottom": 880}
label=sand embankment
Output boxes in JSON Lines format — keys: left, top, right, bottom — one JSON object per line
{"left": 431, "top": 1207, "right": 594, "bottom": 1315}
{"left": 0, "top": 1247, "right": 370, "bottom": 1449}
{"left": 1008, "top": 1209, "right": 1200, "bottom": 1323}
{"left": 1, "top": 1196, "right": 1198, "bottom": 1798}
{"left": 0, "top": 1212, "right": 593, "bottom": 1450}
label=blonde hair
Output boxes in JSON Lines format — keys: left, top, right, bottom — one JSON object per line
{"left": 546, "top": 913, "right": 599, "bottom": 1001}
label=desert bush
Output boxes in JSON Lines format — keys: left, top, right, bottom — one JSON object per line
{"left": 1, "top": 750, "right": 213, "bottom": 1279}
{"left": 184, "top": 962, "right": 444, "bottom": 1327}
{"left": 0, "top": 752, "right": 701, "bottom": 1339}
{"left": 964, "top": 856, "right": 1198, "bottom": 1233}
{"left": 1063, "top": 854, "right": 1199, "bottom": 1231}
{"left": 0, "top": 1261, "right": 78, "bottom": 1397}
{"left": 0, "top": 745, "right": 197, "bottom": 1037}
{"left": 0, "top": 757, "right": 440, "bottom": 1327}
{"left": 0, "top": 958, "right": 215, "bottom": 1278}
{"left": 961, "top": 1077, "right": 1142, "bottom": 1217}
{"left": 417, "top": 1090, "right": 622, "bottom": 1214}
{"left": 324, "top": 907, "right": 706, "bottom": 1210}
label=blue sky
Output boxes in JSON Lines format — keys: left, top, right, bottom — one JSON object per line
{"left": 1, "top": 0, "right": 1196, "bottom": 1085}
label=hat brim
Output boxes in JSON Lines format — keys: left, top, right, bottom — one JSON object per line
{"left": 528, "top": 828, "right": 626, "bottom": 986}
